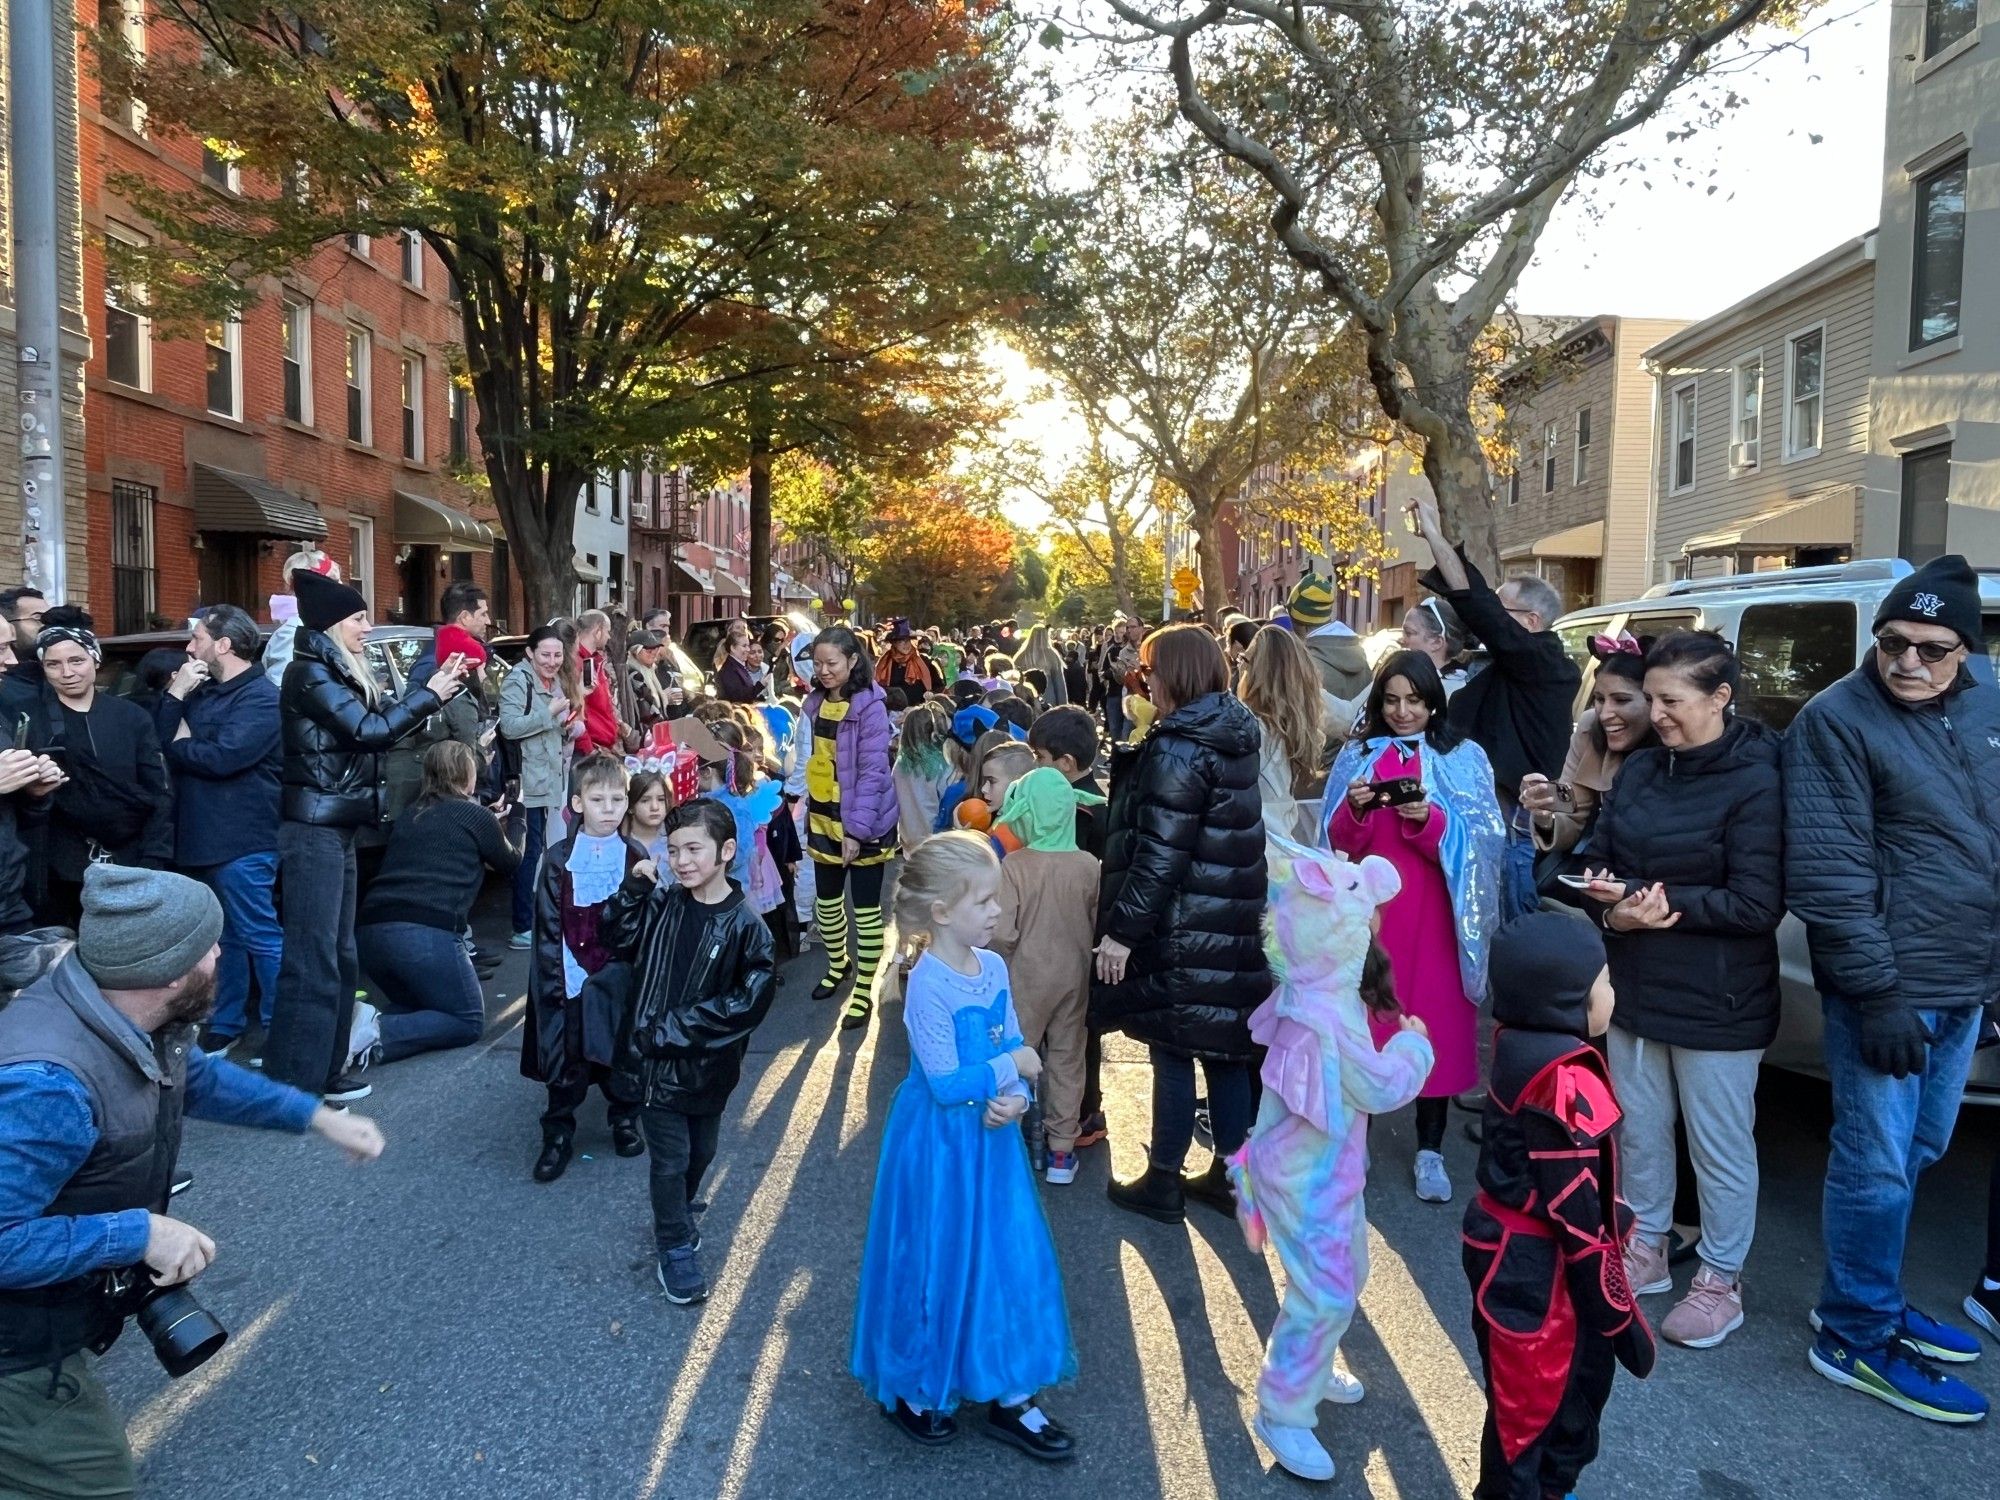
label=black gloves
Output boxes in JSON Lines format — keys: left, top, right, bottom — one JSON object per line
{"left": 1857, "top": 999, "right": 1934, "bottom": 1079}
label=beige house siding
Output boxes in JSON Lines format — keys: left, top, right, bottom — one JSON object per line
{"left": 1604, "top": 318, "right": 1689, "bottom": 599}
{"left": 1647, "top": 242, "right": 1874, "bottom": 576}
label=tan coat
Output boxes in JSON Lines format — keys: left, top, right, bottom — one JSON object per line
{"left": 991, "top": 846, "right": 1099, "bottom": 1153}
{"left": 1530, "top": 713, "right": 1627, "bottom": 854}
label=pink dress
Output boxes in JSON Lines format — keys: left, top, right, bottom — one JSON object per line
{"left": 1327, "top": 744, "right": 1479, "bottom": 1096}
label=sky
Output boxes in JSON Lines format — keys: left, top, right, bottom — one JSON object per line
{"left": 997, "top": 0, "right": 1891, "bottom": 529}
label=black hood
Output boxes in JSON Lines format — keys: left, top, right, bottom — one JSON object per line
{"left": 1155, "top": 691, "right": 1261, "bottom": 757}
{"left": 1490, "top": 911, "right": 1604, "bottom": 1036}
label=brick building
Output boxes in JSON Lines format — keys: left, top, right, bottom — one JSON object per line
{"left": 77, "top": 1, "right": 505, "bottom": 635}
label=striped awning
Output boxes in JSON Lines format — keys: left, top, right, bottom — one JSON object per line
{"left": 192, "top": 464, "right": 326, "bottom": 539}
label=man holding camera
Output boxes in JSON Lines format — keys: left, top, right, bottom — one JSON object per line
{"left": 0, "top": 864, "right": 383, "bottom": 1496}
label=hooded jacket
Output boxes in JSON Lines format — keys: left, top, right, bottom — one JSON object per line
{"left": 1090, "top": 690, "right": 1270, "bottom": 1059}
{"left": 279, "top": 628, "right": 444, "bottom": 828}
{"left": 1301, "top": 629, "right": 1372, "bottom": 703}
{"left": 801, "top": 680, "right": 897, "bottom": 845}
{"left": 1587, "top": 716, "right": 1784, "bottom": 1051}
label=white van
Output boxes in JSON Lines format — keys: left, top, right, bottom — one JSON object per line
{"left": 1551, "top": 558, "right": 2000, "bottom": 1102}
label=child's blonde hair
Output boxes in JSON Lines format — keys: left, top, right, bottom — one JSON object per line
{"left": 893, "top": 831, "right": 999, "bottom": 954}
{"left": 964, "top": 728, "right": 1015, "bottom": 800}
{"left": 980, "top": 741, "right": 1034, "bottom": 798}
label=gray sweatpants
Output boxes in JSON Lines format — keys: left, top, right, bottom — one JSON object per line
{"left": 1605, "top": 1026, "right": 1763, "bottom": 1278}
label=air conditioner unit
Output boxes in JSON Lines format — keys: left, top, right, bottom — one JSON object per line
{"left": 1729, "top": 440, "right": 1759, "bottom": 469}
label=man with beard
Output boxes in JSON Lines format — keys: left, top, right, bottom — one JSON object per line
{"left": 0, "top": 864, "right": 384, "bottom": 1493}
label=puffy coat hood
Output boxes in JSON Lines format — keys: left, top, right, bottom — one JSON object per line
{"left": 1153, "top": 690, "right": 1262, "bottom": 758}
{"left": 1657, "top": 713, "right": 1779, "bottom": 779}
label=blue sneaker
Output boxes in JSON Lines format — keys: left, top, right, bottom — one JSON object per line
{"left": 1809, "top": 1306, "right": 1981, "bottom": 1364}
{"left": 656, "top": 1246, "right": 707, "bottom": 1306}
{"left": 1809, "top": 1331, "right": 1988, "bottom": 1423}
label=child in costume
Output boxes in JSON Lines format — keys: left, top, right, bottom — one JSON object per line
{"left": 851, "top": 831, "right": 1077, "bottom": 1461}
{"left": 989, "top": 769, "right": 1104, "bottom": 1186}
{"left": 1232, "top": 837, "right": 1435, "bottom": 1483}
{"left": 1464, "top": 911, "right": 1655, "bottom": 1500}
{"left": 623, "top": 770, "right": 673, "bottom": 861}
{"left": 699, "top": 721, "right": 785, "bottom": 917}
{"left": 893, "top": 701, "right": 954, "bottom": 850}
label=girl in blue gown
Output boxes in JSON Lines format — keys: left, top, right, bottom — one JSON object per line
{"left": 850, "top": 831, "right": 1078, "bottom": 1459}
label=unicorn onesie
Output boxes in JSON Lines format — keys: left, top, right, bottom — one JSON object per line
{"left": 1230, "top": 838, "right": 1435, "bottom": 1483}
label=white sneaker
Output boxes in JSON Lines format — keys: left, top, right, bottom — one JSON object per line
{"left": 347, "top": 1001, "right": 381, "bottom": 1068}
{"left": 1326, "top": 1353, "right": 1364, "bottom": 1405}
{"left": 1253, "top": 1413, "right": 1335, "bottom": 1482}
{"left": 1414, "top": 1149, "right": 1452, "bottom": 1203}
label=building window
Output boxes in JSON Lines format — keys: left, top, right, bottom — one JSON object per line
{"left": 348, "top": 201, "right": 370, "bottom": 258}
{"left": 109, "top": 0, "right": 147, "bottom": 133}
{"left": 1730, "top": 356, "right": 1762, "bottom": 470}
{"left": 1899, "top": 443, "right": 1952, "bottom": 564}
{"left": 610, "top": 550, "right": 626, "bottom": 601}
{"left": 400, "top": 355, "right": 423, "bottom": 461}
{"left": 1572, "top": 407, "right": 1591, "bottom": 486}
{"left": 103, "top": 226, "right": 151, "bottom": 391}
{"left": 346, "top": 328, "right": 372, "bottom": 445}
{"left": 348, "top": 516, "right": 376, "bottom": 613}
{"left": 1911, "top": 156, "right": 1967, "bottom": 350}
{"left": 448, "top": 381, "right": 468, "bottom": 464}
{"left": 1541, "top": 419, "right": 1558, "bottom": 494}
{"left": 492, "top": 541, "right": 511, "bottom": 631}
{"left": 1924, "top": 0, "right": 1978, "bottom": 59}
{"left": 204, "top": 306, "right": 241, "bottom": 419}
{"left": 282, "top": 299, "right": 313, "bottom": 424}
{"left": 586, "top": 474, "right": 602, "bottom": 513}
{"left": 611, "top": 474, "right": 624, "bottom": 523}
{"left": 200, "top": 143, "right": 239, "bottom": 193}
{"left": 1784, "top": 328, "right": 1823, "bottom": 459}
{"left": 110, "top": 481, "right": 157, "bottom": 634}
{"left": 1669, "top": 381, "right": 1697, "bottom": 493}
{"left": 1507, "top": 469, "right": 1520, "bottom": 506}
{"left": 401, "top": 229, "right": 424, "bottom": 287}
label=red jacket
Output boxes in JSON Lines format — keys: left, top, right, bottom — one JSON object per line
{"left": 578, "top": 649, "right": 621, "bottom": 754}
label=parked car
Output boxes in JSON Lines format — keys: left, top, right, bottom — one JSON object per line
{"left": 1552, "top": 557, "right": 2000, "bottom": 1100}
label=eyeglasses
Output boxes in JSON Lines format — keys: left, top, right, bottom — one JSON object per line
{"left": 1875, "top": 631, "right": 1960, "bottom": 666}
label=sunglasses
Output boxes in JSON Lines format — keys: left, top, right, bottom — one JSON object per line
{"left": 1419, "top": 598, "right": 1446, "bottom": 633}
{"left": 1875, "top": 631, "right": 1960, "bottom": 666}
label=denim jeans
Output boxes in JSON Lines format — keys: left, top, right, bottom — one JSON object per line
{"left": 357, "top": 921, "right": 487, "bottom": 1062}
{"left": 1502, "top": 812, "right": 1540, "bottom": 921}
{"left": 196, "top": 850, "right": 283, "bottom": 1041}
{"left": 511, "top": 804, "right": 551, "bottom": 934}
{"left": 639, "top": 1106, "right": 721, "bottom": 1255}
{"left": 263, "top": 821, "right": 358, "bottom": 1094}
{"left": 1149, "top": 1047, "right": 1253, "bottom": 1172}
{"left": 1817, "top": 997, "right": 1981, "bottom": 1349}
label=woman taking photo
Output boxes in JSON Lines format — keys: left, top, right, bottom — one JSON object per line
{"left": 1327, "top": 650, "right": 1504, "bottom": 1204}
{"left": 715, "top": 620, "right": 765, "bottom": 704}
{"left": 802, "top": 624, "right": 898, "bottom": 1030}
{"left": 499, "top": 625, "right": 582, "bottom": 948}
{"left": 1519, "top": 634, "right": 1653, "bottom": 875}
{"left": 264, "top": 568, "right": 466, "bottom": 1101}
{"left": 1237, "top": 625, "right": 1328, "bottom": 846}
{"left": 1092, "top": 624, "right": 1268, "bottom": 1225}
{"left": 354, "top": 741, "right": 520, "bottom": 1064}
{"left": 1582, "top": 630, "right": 1782, "bottom": 1351}
{"left": 1399, "top": 596, "right": 1470, "bottom": 697}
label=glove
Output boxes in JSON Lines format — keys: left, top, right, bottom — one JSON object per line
{"left": 1856, "top": 1000, "right": 1934, "bottom": 1079}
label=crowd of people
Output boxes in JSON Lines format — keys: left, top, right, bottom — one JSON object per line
{"left": 3, "top": 497, "right": 2000, "bottom": 1494}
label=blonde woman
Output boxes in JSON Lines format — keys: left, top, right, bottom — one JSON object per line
{"left": 1016, "top": 624, "right": 1069, "bottom": 706}
{"left": 1239, "top": 625, "right": 1330, "bottom": 845}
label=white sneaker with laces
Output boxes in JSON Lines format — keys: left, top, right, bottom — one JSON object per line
{"left": 1414, "top": 1149, "right": 1452, "bottom": 1203}
{"left": 1253, "top": 1413, "right": 1335, "bottom": 1482}
{"left": 347, "top": 1001, "right": 381, "bottom": 1068}
{"left": 1326, "top": 1353, "right": 1364, "bottom": 1405}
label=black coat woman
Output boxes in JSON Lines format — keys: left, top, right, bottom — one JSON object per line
{"left": 1091, "top": 624, "right": 1269, "bottom": 1224}
{"left": 262, "top": 568, "right": 468, "bottom": 1099}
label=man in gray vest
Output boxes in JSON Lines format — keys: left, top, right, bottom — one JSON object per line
{"left": 0, "top": 864, "right": 384, "bottom": 1496}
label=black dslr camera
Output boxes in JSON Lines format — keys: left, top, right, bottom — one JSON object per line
{"left": 103, "top": 1269, "right": 227, "bottom": 1378}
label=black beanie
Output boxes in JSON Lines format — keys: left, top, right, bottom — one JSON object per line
{"left": 1872, "top": 554, "right": 1982, "bottom": 648}
{"left": 293, "top": 567, "right": 369, "bottom": 631}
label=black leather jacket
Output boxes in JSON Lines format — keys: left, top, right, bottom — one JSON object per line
{"left": 279, "top": 629, "right": 444, "bottom": 828}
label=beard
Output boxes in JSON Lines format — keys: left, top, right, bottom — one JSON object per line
{"left": 162, "top": 965, "right": 219, "bottom": 1028}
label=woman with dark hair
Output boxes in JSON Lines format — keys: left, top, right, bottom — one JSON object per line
{"left": 1091, "top": 624, "right": 1269, "bottom": 1224}
{"left": 1521, "top": 633, "right": 1656, "bottom": 874}
{"left": 802, "top": 624, "right": 898, "bottom": 1030}
{"left": 1327, "top": 649, "right": 1505, "bottom": 1204}
{"left": 1581, "top": 630, "right": 1782, "bottom": 1351}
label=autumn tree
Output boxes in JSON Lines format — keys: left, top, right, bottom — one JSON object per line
{"left": 860, "top": 484, "right": 1022, "bottom": 628}
{"left": 1102, "top": 0, "right": 1822, "bottom": 572}
{"left": 1043, "top": 525, "right": 1166, "bottom": 624}
{"left": 770, "top": 453, "right": 877, "bottom": 609}
{"left": 1015, "top": 416, "right": 1158, "bottom": 618}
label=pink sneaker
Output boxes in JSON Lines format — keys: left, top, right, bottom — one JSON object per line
{"left": 1623, "top": 1233, "right": 1672, "bottom": 1297}
{"left": 1661, "top": 1265, "right": 1745, "bottom": 1348}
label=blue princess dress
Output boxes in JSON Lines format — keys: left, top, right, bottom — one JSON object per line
{"left": 851, "top": 948, "right": 1077, "bottom": 1414}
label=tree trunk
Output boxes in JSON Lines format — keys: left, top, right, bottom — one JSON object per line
{"left": 1418, "top": 416, "right": 1501, "bottom": 579}
{"left": 1188, "top": 493, "right": 1231, "bottom": 617}
{"left": 1100, "top": 494, "right": 1138, "bottom": 618}
{"left": 748, "top": 401, "right": 773, "bottom": 615}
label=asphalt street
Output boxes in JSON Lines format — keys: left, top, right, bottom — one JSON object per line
{"left": 105, "top": 892, "right": 2000, "bottom": 1499}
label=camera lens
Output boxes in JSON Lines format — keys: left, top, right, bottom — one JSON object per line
{"left": 136, "top": 1286, "right": 227, "bottom": 1378}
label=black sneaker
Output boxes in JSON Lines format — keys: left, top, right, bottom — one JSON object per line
{"left": 196, "top": 1029, "right": 237, "bottom": 1055}
{"left": 981, "top": 1400, "right": 1074, "bottom": 1462}
{"left": 886, "top": 1399, "right": 957, "bottom": 1446}
{"left": 532, "top": 1134, "right": 573, "bottom": 1183}
{"left": 323, "top": 1072, "right": 373, "bottom": 1104}
{"left": 611, "top": 1118, "right": 645, "bottom": 1158}
{"left": 657, "top": 1246, "right": 707, "bottom": 1305}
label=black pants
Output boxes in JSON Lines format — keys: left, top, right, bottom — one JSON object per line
{"left": 1080, "top": 1025, "right": 1105, "bottom": 1122}
{"left": 639, "top": 1106, "right": 721, "bottom": 1256}
{"left": 265, "top": 821, "right": 359, "bottom": 1093}
{"left": 1473, "top": 1324, "right": 1615, "bottom": 1500}
{"left": 1149, "top": 1048, "right": 1251, "bottom": 1172}
{"left": 1985, "top": 1144, "right": 2000, "bottom": 1283}
{"left": 541, "top": 1064, "right": 637, "bottom": 1137}
{"left": 1415, "top": 1096, "right": 1450, "bottom": 1152}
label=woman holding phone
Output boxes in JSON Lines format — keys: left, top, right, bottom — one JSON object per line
{"left": 1581, "top": 630, "right": 1782, "bottom": 1351}
{"left": 1327, "top": 649, "right": 1504, "bottom": 1204}
{"left": 1519, "top": 634, "right": 1656, "bottom": 874}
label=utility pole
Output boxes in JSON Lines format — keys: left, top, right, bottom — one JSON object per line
{"left": 9, "top": 0, "right": 70, "bottom": 603}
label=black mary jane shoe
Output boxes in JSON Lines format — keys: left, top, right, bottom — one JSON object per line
{"left": 1182, "top": 1159, "right": 1236, "bottom": 1217}
{"left": 886, "top": 1399, "right": 958, "bottom": 1447}
{"left": 982, "top": 1400, "right": 1075, "bottom": 1463}
{"left": 811, "top": 962, "right": 854, "bottom": 1002}
{"left": 612, "top": 1119, "right": 646, "bottom": 1158}
{"left": 532, "top": 1134, "right": 573, "bottom": 1184}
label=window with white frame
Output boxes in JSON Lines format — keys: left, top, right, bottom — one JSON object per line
{"left": 109, "top": 0, "right": 147, "bottom": 133}
{"left": 346, "top": 327, "right": 372, "bottom": 445}
{"left": 401, "top": 229, "right": 424, "bottom": 287}
{"left": 448, "top": 381, "right": 468, "bottom": 464}
{"left": 282, "top": 299, "right": 313, "bottom": 424}
{"left": 103, "top": 225, "right": 151, "bottom": 390}
{"left": 400, "top": 355, "right": 423, "bottom": 461}
{"left": 1669, "top": 381, "right": 1697, "bottom": 492}
{"left": 348, "top": 199, "right": 371, "bottom": 257}
{"left": 1730, "top": 356, "right": 1762, "bottom": 470}
{"left": 200, "top": 143, "right": 239, "bottom": 193}
{"left": 1572, "top": 407, "right": 1591, "bottom": 486}
{"left": 204, "top": 304, "right": 242, "bottom": 419}
{"left": 611, "top": 473, "right": 624, "bottom": 523}
{"left": 348, "top": 516, "right": 376, "bottom": 613}
{"left": 1541, "top": 419, "right": 1558, "bottom": 494}
{"left": 1785, "top": 328, "right": 1823, "bottom": 459}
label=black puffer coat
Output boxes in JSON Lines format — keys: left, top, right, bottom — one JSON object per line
{"left": 1090, "top": 690, "right": 1269, "bottom": 1059}
{"left": 279, "top": 629, "right": 443, "bottom": 828}
{"left": 1589, "top": 715, "right": 1784, "bottom": 1050}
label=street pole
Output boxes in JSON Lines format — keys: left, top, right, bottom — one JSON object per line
{"left": 9, "top": 0, "right": 70, "bottom": 603}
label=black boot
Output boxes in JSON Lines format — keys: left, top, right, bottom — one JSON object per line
{"left": 1106, "top": 1164, "right": 1185, "bottom": 1225}
{"left": 611, "top": 1117, "right": 645, "bottom": 1158}
{"left": 532, "top": 1130, "right": 573, "bottom": 1183}
{"left": 1182, "top": 1159, "right": 1235, "bottom": 1216}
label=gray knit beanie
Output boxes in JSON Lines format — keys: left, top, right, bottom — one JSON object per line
{"left": 78, "top": 864, "right": 225, "bottom": 990}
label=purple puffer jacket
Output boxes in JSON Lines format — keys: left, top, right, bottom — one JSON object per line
{"left": 804, "top": 681, "right": 897, "bottom": 843}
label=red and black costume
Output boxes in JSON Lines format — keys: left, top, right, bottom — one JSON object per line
{"left": 1462, "top": 913, "right": 1655, "bottom": 1500}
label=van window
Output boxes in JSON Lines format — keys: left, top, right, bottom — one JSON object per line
{"left": 1975, "top": 613, "right": 2000, "bottom": 686}
{"left": 1736, "top": 601, "right": 1856, "bottom": 730}
{"left": 1620, "top": 610, "right": 1700, "bottom": 647}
